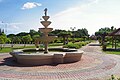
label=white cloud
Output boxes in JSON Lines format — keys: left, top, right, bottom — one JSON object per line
{"left": 50, "top": 0, "right": 120, "bottom": 35}
{"left": 0, "top": 22, "right": 23, "bottom": 34}
{"left": 21, "top": 2, "right": 42, "bottom": 10}
{"left": 51, "top": 0, "right": 99, "bottom": 33}
{"left": 87, "top": 0, "right": 99, "bottom": 3}
{"left": 9, "top": 23, "right": 21, "bottom": 29}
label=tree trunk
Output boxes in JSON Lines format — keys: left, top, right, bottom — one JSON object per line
{"left": 0, "top": 44, "right": 3, "bottom": 50}
{"left": 112, "top": 36, "right": 114, "bottom": 48}
{"left": 63, "top": 37, "right": 66, "bottom": 45}
{"left": 115, "top": 37, "right": 117, "bottom": 50}
{"left": 24, "top": 42, "right": 26, "bottom": 48}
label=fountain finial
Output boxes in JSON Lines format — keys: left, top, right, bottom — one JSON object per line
{"left": 44, "top": 8, "right": 47, "bottom": 16}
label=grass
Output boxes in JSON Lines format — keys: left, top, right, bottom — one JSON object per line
{"left": 0, "top": 46, "right": 36, "bottom": 53}
{"left": 106, "top": 42, "right": 120, "bottom": 48}
{"left": 0, "top": 47, "right": 12, "bottom": 53}
{"left": 0, "top": 41, "right": 90, "bottom": 53}
{"left": 13, "top": 46, "right": 36, "bottom": 49}
{"left": 0, "top": 43, "right": 63, "bottom": 53}
{"left": 104, "top": 51, "right": 120, "bottom": 55}
{"left": 103, "top": 42, "right": 120, "bottom": 55}
{"left": 48, "top": 43, "right": 63, "bottom": 47}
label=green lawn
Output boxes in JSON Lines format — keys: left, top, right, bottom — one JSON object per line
{"left": 0, "top": 43, "right": 63, "bottom": 53}
{"left": 12, "top": 46, "right": 36, "bottom": 49}
{"left": 104, "top": 42, "right": 120, "bottom": 55}
{"left": 0, "top": 46, "right": 36, "bottom": 53}
{"left": 0, "top": 42, "right": 90, "bottom": 53}
{"left": 104, "top": 51, "right": 120, "bottom": 55}
{"left": 0, "top": 47, "right": 12, "bottom": 53}
{"left": 0, "top": 45, "right": 38, "bottom": 53}
{"left": 49, "top": 43, "right": 63, "bottom": 46}
{"left": 106, "top": 42, "right": 120, "bottom": 48}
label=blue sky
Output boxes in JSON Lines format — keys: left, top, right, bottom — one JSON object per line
{"left": 0, "top": 0, "right": 120, "bottom": 35}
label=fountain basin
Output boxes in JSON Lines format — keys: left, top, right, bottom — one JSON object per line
{"left": 42, "top": 16, "right": 50, "bottom": 21}
{"left": 39, "top": 36, "right": 57, "bottom": 42}
{"left": 39, "top": 28, "right": 53, "bottom": 33}
{"left": 10, "top": 48, "right": 83, "bottom": 65}
{"left": 41, "top": 21, "right": 51, "bottom": 28}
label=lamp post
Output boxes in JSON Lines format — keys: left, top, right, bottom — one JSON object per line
{"left": 1, "top": 21, "right": 7, "bottom": 34}
{"left": 70, "top": 27, "right": 76, "bottom": 43}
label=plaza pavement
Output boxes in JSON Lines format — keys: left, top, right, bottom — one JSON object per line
{"left": 0, "top": 41, "right": 120, "bottom": 80}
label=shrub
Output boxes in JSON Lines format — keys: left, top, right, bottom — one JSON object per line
{"left": 77, "top": 41, "right": 89, "bottom": 46}
{"left": 63, "top": 41, "right": 90, "bottom": 49}
{"left": 56, "top": 39, "right": 62, "bottom": 43}
{"left": 63, "top": 43, "right": 82, "bottom": 49}
{"left": 108, "top": 75, "right": 120, "bottom": 80}
{"left": 68, "top": 38, "right": 73, "bottom": 42}
{"left": 49, "top": 43, "right": 63, "bottom": 46}
{"left": 54, "top": 38, "right": 62, "bottom": 43}
{"left": 76, "top": 43, "right": 82, "bottom": 48}
{"left": 80, "top": 42, "right": 87, "bottom": 46}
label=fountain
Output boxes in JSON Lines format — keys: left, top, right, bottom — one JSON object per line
{"left": 39, "top": 8, "right": 56, "bottom": 53}
{"left": 10, "top": 8, "right": 83, "bottom": 65}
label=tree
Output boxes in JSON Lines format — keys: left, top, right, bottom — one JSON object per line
{"left": 50, "top": 29, "right": 63, "bottom": 36}
{"left": 58, "top": 31, "right": 72, "bottom": 45}
{"left": 29, "top": 29, "right": 41, "bottom": 43}
{"left": 29, "top": 29, "right": 40, "bottom": 36}
{"left": 74, "top": 28, "right": 89, "bottom": 38}
{"left": 0, "top": 33, "right": 7, "bottom": 49}
{"left": 7, "top": 34, "right": 15, "bottom": 38}
{"left": 16, "top": 32, "right": 29, "bottom": 37}
{"left": 12, "top": 36, "right": 21, "bottom": 44}
{"left": 22, "top": 35, "right": 32, "bottom": 47}
{"left": 95, "top": 27, "right": 115, "bottom": 36}
{"left": 32, "top": 35, "right": 40, "bottom": 42}
{"left": 6, "top": 38, "right": 11, "bottom": 43}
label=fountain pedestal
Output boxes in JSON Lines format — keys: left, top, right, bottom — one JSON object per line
{"left": 39, "top": 10, "right": 56, "bottom": 53}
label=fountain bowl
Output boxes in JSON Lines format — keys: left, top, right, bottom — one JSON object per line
{"left": 10, "top": 48, "right": 83, "bottom": 65}
{"left": 42, "top": 16, "right": 50, "bottom": 21}
{"left": 39, "top": 28, "right": 53, "bottom": 33}
{"left": 41, "top": 21, "right": 51, "bottom": 28}
{"left": 39, "top": 36, "right": 57, "bottom": 42}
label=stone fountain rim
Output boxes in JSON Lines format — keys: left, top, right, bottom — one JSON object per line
{"left": 9, "top": 48, "right": 84, "bottom": 65}
{"left": 39, "top": 28, "right": 53, "bottom": 29}
{"left": 10, "top": 48, "right": 84, "bottom": 55}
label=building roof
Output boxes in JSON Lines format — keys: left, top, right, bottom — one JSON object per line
{"left": 108, "top": 28, "right": 120, "bottom": 36}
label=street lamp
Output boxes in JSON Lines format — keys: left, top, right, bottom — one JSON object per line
{"left": 70, "top": 27, "right": 76, "bottom": 43}
{"left": 1, "top": 21, "right": 7, "bottom": 34}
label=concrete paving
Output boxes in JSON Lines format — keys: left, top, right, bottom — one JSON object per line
{"left": 0, "top": 41, "right": 120, "bottom": 80}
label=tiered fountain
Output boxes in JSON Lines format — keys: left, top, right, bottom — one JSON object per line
{"left": 10, "top": 8, "right": 83, "bottom": 65}
{"left": 39, "top": 8, "right": 56, "bottom": 53}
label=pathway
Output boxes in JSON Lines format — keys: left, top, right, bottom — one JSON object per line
{"left": 0, "top": 41, "right": 120, "bottom": 80}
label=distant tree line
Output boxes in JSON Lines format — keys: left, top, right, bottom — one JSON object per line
{"left": 94, "top": 26, "right": 120, "bottom": 45}
{"left": 95, "top": 26, "right": 116, "bottom": 36}
{"left": 50, "top": 28, "right": 89, "bottom": 38}
{"left": 0, "top": 28, "right": 89, "bottom": 47}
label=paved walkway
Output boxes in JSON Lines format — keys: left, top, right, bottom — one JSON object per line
{"left": 0, "top": 41, "right": 120, "bottom": 80}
